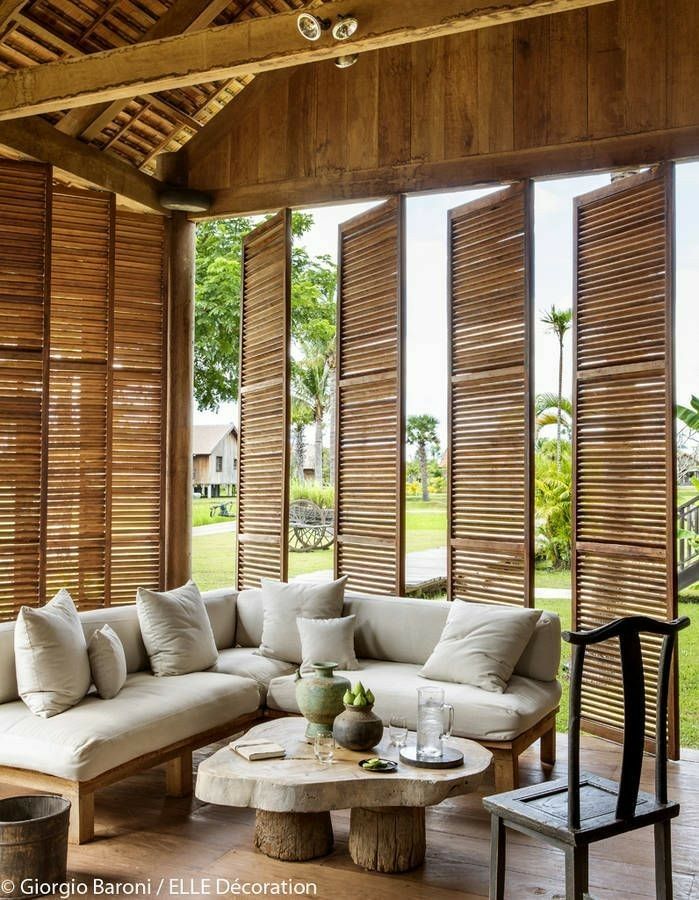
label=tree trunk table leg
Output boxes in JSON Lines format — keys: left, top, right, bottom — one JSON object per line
{"left": 349, "top": 806, "right": 426, "bottom": 873}
{"left": 254, "top": 810, "right": 333, "bottom": 861}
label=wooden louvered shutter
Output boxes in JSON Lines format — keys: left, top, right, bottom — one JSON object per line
{"left": 0, "top": 161, "right": 50, "bottom": 619}
{"left": 236, "top": 210, "right": 291, "bottom": 589}
{"left": 447, "top": 182, "right": 534, "bottom": 606}
{"left": 45, "top": 187, "right": 114, "bottom": 609}
{"left": 334, "top": 197, "right": 405, "bottom": 595}
{"left": 573, "top": 166, "right": 678, "bottom": 755}
{"left": 111, "top": 212, "right": 167, "bottom": 604}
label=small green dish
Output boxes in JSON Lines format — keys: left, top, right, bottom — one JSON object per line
{"left": 358, "top": 758, "right": 398, "bottom": 773}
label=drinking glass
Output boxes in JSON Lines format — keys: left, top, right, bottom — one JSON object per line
{"left": 314, "top": 733, "right": 335, "bottom": 766}
{"left": 389, "top": 715, "right": 408, "bottom": 748}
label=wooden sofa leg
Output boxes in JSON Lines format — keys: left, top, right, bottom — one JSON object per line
{"left": 166, "top": 750, "right": 193, "bottom": 798}
{"left": 68, "top": 789, "right": 94, "bottom": 845}
{"left": 493, "top": 750, "right": 519, "bottom": 794}
{"left": 540, "top": 719, "right": 557, "bottom": 768}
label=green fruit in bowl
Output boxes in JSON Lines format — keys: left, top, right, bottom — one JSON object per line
{"left": 365, "top": 689, "right": 375, "bottom": 704}
{"left": 354, "top": 682, "right": 365, "bottom": 697}
{"left": 342, "top": 690, "right": 353, "bottom": 705}
{"left": 353, "top": 694, "right": 368, "bottom": 707}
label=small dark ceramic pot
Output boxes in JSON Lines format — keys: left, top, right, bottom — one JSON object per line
{"left": 333, "top": 703, "right": 384, "bottom": 752}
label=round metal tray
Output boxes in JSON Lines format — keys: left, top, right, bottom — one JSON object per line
{"left": 399, "top": 745, "right": 464, "bottom": 769}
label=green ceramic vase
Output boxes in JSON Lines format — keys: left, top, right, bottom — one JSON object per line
{"left": 295, "top": 662, "right": 351, "bottom": 740}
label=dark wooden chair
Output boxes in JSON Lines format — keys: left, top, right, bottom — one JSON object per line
{"left": 483, "top": 614, "right": 690, "bottom": 900}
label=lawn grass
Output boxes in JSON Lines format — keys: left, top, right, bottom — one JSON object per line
{"left": 192, "top": 495, "right": 236, "bottom": 527}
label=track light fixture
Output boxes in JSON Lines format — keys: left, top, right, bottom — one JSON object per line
{"left": 334, "top": 53, "right": 359, "bottom": 69}
{"left": 297, "top": 12, "right": 330, "bottom": 41}
{"left": 332, "top": 15, "right": 358, "bottom": 40}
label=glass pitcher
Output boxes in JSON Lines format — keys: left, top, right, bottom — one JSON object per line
{"left": 416, "top": 686, "right": 454, "bottom": 760}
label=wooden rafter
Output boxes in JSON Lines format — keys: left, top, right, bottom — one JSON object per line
{"left": 0, "top": 0, "right": 24, "bottom": 31}
{"left": 0, "top": 117, "right": 165, "bottom": 213}
{"left": 0, "top": 0, "right": 613, "bottom": 121}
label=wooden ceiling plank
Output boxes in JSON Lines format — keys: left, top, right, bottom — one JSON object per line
{"left": 0, "top": 117, "right": 165, "bottom": 213}
{"left": 0, "top": 0, "right": 614, "bottom": 121}
{"left": 0, "top": 0, "right": 25, "bottom": 31}
{"left": 57, "top": 0, "right": 235, "bottom": 139}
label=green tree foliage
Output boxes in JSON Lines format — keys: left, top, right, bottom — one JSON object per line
{"left": 406, "top": 414, "right": 440, "bottom": 501}
{"left": 535, "top": 440, "right": 572, "bottom": 569}
{"left": 541, "top": 305, "right": 572, "bottom": 469}
{"left": 678, "top": 396, "right": 699, "bottom": 433}
{"left": 536, "top": 393, "right": 573, "bottom": 444}
{"left": 194, "top": 213, "right": 337, "bottom": 411}
{"left": 291, "top": 397, "right": 314, "bottom": 482}
{"left": 292, "top": 355, "right": 333, "bottom": 485}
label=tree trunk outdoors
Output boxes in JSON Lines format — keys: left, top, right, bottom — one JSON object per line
{"left": 314, "top": 417, "right": 324, "bottom": 485}
{"left": 556, "top": 336, "right": 564, "bottom": 470}
{"left": 419, "top": 443, "right": 429, "bottom": 501}
{"left": 293, "top": 425, "right": 305, "bottom": 482}
{"left": 328, "top": 370, "right": 336, "bottom": 488}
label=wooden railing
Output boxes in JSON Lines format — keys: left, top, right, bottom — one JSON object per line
{"left": 678, "top": 494, "right": 699, "bottom": 590}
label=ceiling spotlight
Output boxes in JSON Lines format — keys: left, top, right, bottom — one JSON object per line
{"left": 297, "top": 12, "right": 330, "bottom": 41}
{"left": 332, "top": 15, "right": 358, "bottom": 41}
{"left": 334, "top": 53, "right": 359, "bottom": 69}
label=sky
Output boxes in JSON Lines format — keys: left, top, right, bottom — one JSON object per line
{"left": 195, "top": 162, "right": 699, "bottom": 451}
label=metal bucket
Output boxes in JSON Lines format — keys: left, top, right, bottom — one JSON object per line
{"left": 0, "top": 795, "right": 70, "bottom": 899}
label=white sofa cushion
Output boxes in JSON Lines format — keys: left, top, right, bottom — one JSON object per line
{"left": 87, "top": 625, "right": 127, "bottom": 700}
{"left": 14, "top": 590, "right": 92, "bottom": 718}
{"left": 297, "top": 616, "right": 360, "bottom": 673}
{"left": 419, "top": 601, "right": 542, "bottom": 692}
{"left": 211, "top": 648, "right": 296, "bottom": 702}
{"left": 137, "top": 581, "right": 219, "bottom": 676}
{"left": 256, "top": 577, "right": 347, "bottom": 664}
{"left": 266, "top": 660, "right": 561, "bottom": 742}
{"left": 0, "top": 670, "right": 260, "bottom": 782}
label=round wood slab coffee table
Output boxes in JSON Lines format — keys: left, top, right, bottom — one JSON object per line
{"left": 195, "top": 718, "right": 492, "bottom": 873}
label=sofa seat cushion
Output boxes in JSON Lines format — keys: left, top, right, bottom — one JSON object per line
{"left": 0, "top": 671, "right": 261, "bottom": 783}
{"left": 212, "top": 648, "right": 296, "bottom": 702}
{"left": 267, "top": 660, "right": 561, "bottom": 743}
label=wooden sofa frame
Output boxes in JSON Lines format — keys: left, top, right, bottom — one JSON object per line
{"left": 0, "top": 707, "right": 558, "bottom": 844}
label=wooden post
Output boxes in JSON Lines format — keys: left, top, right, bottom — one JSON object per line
{"left": 166, "top": 211, "right": 195, "bottom": 588}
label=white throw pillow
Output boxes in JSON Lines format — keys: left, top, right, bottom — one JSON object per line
{"left": 87, "top": 624, "right": 127, "bottom": 699}
{"left": 297, "top": 615, "right": 360, "bottom": 673}
{"left": 137, "top": 580, "right": 218, "bottom": 676}
{"left": 256, "top": 576, "right": 348, "bottom": 664}
{"left": 419, "top": 600, "right": 542, "bottom": 693}
{"left": 14, "top": 589, "right": 91, "bottom": 718}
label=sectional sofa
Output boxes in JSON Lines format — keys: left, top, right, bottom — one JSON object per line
{"left": 0, "top": 588, "right": 561, "bottom": 843}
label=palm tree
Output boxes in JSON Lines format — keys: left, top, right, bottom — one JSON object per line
{"left": 406, "top": 414, "right": 440, "bottom": 501}
{"left": 291, "top": 398, "right": 314, "bottom": 482}
{"left": 292, "top": 356, "right": 332, "bottom": 485}
{"left": 678, "top": 396, "right": 699, "bottom": 434}
{"left": 535, "top": 392, "right": 573, "bottom": 444}
{"left": 541, "top": 306, "right": 573, "bottom": 469}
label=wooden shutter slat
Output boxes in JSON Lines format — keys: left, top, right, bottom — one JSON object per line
{"left": 111, "top": 211, "right": 167, "bottom": 605}
{"left": 334, "top": 197, "right": 405, "bottom": 596}
{"left": 236, "top": 210, "right": 290, "bottom": 590}
{"left": 572, "top": 165, "right": 678, "bottom": 756}
{"left": 447, "top": 182, "right": 534, "bottom": 607}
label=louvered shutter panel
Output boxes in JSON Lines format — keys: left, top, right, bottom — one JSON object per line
{"left": 236, "top": 210, "right": 291, "bottom": 589}
{"left": 111, "top": 211, "right": 167, "bottom": 604}
{"left": 334, "top": 197, "right": 405, "bottom": 595}
{"left": 0, "top": 162, "right": 50, "bottom": 619}
{"left": 573, "top": 166, "right": 678, "bottom": 755}
{"left": 447, "top": 183, "right": 534, "bottom": 606}
{"left": 45, "top": 187, "right": 113, "bottom": 609}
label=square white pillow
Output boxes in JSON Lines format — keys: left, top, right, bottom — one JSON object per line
{"left": 419, "top": 600, "right": 542, "bottom": 693}
{"left": 87, "top": 624, "right": 127, "bottom": 699}
{"left": 137, "top": 580, "right": 218, "bottom": 676}
{"left": 297, "top": 615, "right": 360, "bottom": 673}
{"left": 256, "top": 576, "right": 348, "bottom": 664}
{"left": 14, "top": 589, "right": 91, "bottom": 718}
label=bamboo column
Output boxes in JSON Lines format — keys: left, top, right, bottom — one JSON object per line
{"left": 166, "top": 210, "right": 195, "bottom": 587}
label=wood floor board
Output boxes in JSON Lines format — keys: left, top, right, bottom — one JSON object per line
{"left": 0, "top": 732, "right": 696, "bottom": 899}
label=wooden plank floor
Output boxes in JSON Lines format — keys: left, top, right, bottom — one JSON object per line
{"left": 1, "top": 734, "right": 696, "bottom": 899}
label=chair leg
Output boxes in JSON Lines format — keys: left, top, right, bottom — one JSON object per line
{"left": 166, "top": 749, "right": 193, "bottom": 798}
{"left": 540, "top": 719, "right": 556, "bottom": 767}
{"left": 489, "top": 815, "right": 507, "bottom": 900}
{"left": 68, "top": 789, "right": 94, "bottom": 845}
{"left": 493, "top": 749, "right": 519, "bottom": 794}
{"left": 564, "top": 845, "right": 588, "bottom": 900}
{"left": 654, "top": 820, "right": 673, "bottom": 900}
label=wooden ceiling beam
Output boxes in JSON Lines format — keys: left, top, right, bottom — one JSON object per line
{"left": 55, "top": 0, "right": 233, "bottom": 138}
{"left": 0, "top": 0, "right": 613, "bottom": 121}
{"left": 0, "top": 117, "right": 167, "bottom": 213}
{"left": 0, "top": 0, "right": 25, "bottom": 30}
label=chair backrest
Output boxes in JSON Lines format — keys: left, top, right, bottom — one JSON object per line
{"left": 562, "top": 614, "right": 690, "bottom": 828}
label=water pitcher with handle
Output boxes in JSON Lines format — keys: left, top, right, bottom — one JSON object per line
{"left": 416, "top": 686, "right": 454, "bottom": 760}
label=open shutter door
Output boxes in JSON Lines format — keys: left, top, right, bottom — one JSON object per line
{"left": 236, "top": 210, "right": 291, "bottom": 589}
{"left": 573, "top": 166, "right": 678, "bottom": 756}
{"left": 447, "top": 183, "right": 534, "bottom": 606}
{"left": 334, "top": 197, "right": 405, "bottom": 595}
{"left": 0, "top": 161, "right": 50, "bottom": 618}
